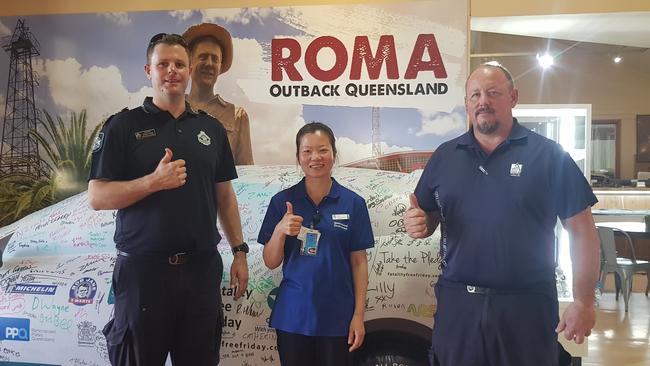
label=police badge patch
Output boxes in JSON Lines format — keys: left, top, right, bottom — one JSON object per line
{"left": 197, "top": 130, "right": 211, "bottom": 146}
{"left": 92, "top": 132, "right": 104, "bottom": 153}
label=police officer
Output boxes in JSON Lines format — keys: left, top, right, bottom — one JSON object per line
{"left": 404, "top": 62, "right": 600, "bottom": 366}
{"left": 88, "top": 33, "right": 249, "bottom": 366}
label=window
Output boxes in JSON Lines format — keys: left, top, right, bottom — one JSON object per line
{"left": 591, "top": 120, "right": 619, "bottom": 178}
{"left": 514, "top": 105, "right": 591, "bottom": 177}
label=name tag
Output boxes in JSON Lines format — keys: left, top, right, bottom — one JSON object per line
{"left": 332, "top": 214, "right": 349, "bottom": 220}
{"left": 135, "top": 129, "right": 156, "bottom": 140}
{"left": 298, "top": 226, "right": 320, "bottom": 256}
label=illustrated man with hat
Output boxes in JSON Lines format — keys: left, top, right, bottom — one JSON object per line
{"left": 184, "top": 23, "right": 254, "bottom": 165}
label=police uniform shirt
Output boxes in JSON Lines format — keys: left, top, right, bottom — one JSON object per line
{"left": 414, "top": 119, "right": 597, "bottom": 289}
{"left": 89, "top": 97, "right": 237, "bottom": 255}
{"left": 257, "top": 178, "right": 375, "bottom": 336}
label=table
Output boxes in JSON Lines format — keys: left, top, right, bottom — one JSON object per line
{"left": 592, "top": 209, "right": 650, "bottom": 221}
{"left": 597, "top": 222, "right": 650, "bottom": 260}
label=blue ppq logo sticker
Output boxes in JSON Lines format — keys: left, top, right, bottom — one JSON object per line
{"left": 0, "top": 317, "right": 30, "bottom": 341}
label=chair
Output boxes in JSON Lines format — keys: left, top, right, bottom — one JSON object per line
{"left": 597, "top": 226, "right": 650, "bottom": 312}
{"left": 637, "top": 171, "right": 650, "bottom": 181}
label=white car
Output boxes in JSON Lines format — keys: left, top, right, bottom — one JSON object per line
{"left": 0, "top": 166, "right": 440, "bottom": 366}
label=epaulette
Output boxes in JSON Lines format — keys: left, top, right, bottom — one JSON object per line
{"left": 102, "top": 107, "right": 130, "bottom": 128}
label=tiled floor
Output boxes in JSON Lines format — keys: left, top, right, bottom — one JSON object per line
{"left": 580, "top": 274, "right": 650, "bottom": 366}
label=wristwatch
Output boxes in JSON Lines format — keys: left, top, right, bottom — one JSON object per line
{"left": 231, "top": 242, "right": 249, "bottom": 255}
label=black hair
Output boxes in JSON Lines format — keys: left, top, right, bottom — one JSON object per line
{"left": 295, "top": 122, "right": 337, "bottom": 160}
{"left": 146, "top": 33, "right": 190, "bottom": 64}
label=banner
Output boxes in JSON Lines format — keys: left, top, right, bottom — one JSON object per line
{"left": 0, "top": 1, "right": 467, "bottom": 170}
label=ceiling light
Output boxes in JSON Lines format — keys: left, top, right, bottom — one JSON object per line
{"left": 536, "top": 53, "right": 554, "bottom": 69}
{"left": 613, "top": 56, "right": 622, "bottom": 63}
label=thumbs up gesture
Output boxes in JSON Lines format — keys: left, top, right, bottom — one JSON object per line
{"left": 404, "top": 193, "right": 429, "bottom": 239}
{"left": 151, "top": 148, "right": 187, "bottom": 191}
{"left": 278, "top": 202, "right": 303, "bottom": 236}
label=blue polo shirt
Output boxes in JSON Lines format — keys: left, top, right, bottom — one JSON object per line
{"left": 415, "top": 119, "right": 597, "bottom": 289}
{"left": 89, "top": 97, "right": 237, "bottom": 255}
{"left": 257, "top": 178, "right": 374, "bottom": 336}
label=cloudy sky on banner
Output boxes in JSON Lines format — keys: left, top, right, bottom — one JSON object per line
{"left": 0, "top": 1, "right": 467, "bottom": 165}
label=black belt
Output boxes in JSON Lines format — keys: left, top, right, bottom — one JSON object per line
{"left": 116, "top": 250, "right": 190, "bottom": 265}
{"left": 437, "top": 277, "right": 555, "bottom": 295}
{"left": 465, "top": 285, "right": 496, "bottom": 295}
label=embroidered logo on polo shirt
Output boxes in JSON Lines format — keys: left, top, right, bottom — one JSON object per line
{"left": 135, "top": 129, "right": 156, "bottom": 140}
{"left": 197, "top": 130, "right": 211, "bottom": 146}
{"left": 510, "top": 163, "right": 523, "bottom": 177}
{"left": 92, "top": 132, "right": 104, "bottom": 153}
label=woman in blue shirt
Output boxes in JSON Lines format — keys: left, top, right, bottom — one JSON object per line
{"left": 258, "top": 122, "right": 374, "bottom": 366}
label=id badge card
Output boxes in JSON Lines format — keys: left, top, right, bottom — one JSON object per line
{"left": 298, "top": 226, "right": 320, "bottom": 256}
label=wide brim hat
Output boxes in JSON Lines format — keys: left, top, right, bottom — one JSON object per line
{"left": 183, "top": 23, "right": 233, "bottom": 74}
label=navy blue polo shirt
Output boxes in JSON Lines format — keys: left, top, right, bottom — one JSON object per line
{"left": 89, "top": 97, "right": 237, "bottom": 255}
{"left": 257, "top": 178, "right": 374, "bottom": 336}
{"left": 415, "top": 119, "right": 597, "bottom": 289}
